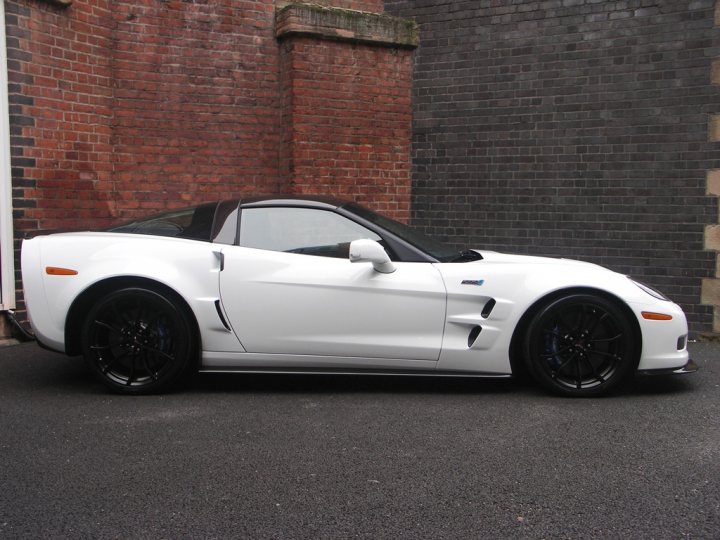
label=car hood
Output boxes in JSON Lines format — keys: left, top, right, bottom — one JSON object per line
{"left": 434, "top": 249, "right": 653, "bottom": 307}
{"left": 474, "top": 250, "right": 607, "bottom": 270}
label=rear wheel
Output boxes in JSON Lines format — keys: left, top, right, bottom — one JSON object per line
{"left": 524, "top": 294, "right": 638, "bottom": 397}
{"left": 81, "top": 287, "right": 197, "bottom": 394}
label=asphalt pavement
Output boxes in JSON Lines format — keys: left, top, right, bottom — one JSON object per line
{"left": 0, "top": 340, "right": 718, "bottom": 539}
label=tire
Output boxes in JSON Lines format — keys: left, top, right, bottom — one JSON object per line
{"left": 523, "top": 294, "right": 639, "bottom": 397}
{"left": 81, "top": 287, "right": 197, "bottom": 394}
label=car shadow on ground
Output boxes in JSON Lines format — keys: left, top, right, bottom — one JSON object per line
{"left": 190, "top": 371, "right": 524, "bottom": 396}
{"left": 1, "top": 344, "right": 699, "bottom": 398}
{"left": 188, "top": 370, "right": 696, "bottom": 398}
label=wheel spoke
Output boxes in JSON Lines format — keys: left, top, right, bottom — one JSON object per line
{"left": 582, "top": 356, "right": 605, "bottom": 384}
{"left": 111, "top": 301, "right": 132, "bottom": 326}
{"left": 589, "top": 333, "right": 623, "bottom": 344}
{"left": 556, "top": 311, "right": 578, "bottom": 335}
{"left": 93, "top": 320, "right": 122, "bottom": 335}
{"left": 540, "top": 345, "right": 572, "bottom": 358}
{"left": 143, "top": 345, "right": 175, "bottom": 363}
{"left": 146, "top": 311, "right": 165, "bottom": 328}
{"left": 589, "top": 349, "right": 621, "bottom": 360}
{"left": 126, "top": 352, "right": 137, "bottom": 386}
{"left": 585, "top": 311, "right": 609, "bottom": 338}
{"left": 575, "top": 354, "right": 582, "bottom": 389}
{"left": 573, "top": 305, "right": 586, "bottom": 334}
{"left": 551, "top": 351, "right": 578, "bottom": 378}
{"left": 101, "top": 350, "right": 129, "bottom": 374}
{"left": 135, "top": 298, "right": 148, "bottom": 324}
{"left": 140, "top": 351, "right": 159, "bottom": 381}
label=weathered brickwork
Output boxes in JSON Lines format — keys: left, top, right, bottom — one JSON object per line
{"left": 281, "top": 0, "right": 384, "bottom": 13}
{"left": 278, "top": 36, "right": 414, "bottom": 218}
{"left": 4, "top": 0, "right": 417, "bottom": 327}
{"left": 6, "top": 0, "right": 114, "bottom": 231}
{"left": 387, "top": 0, "right": 720, "bottom": 333}
{"left": 6, "top": 0, "right": 115, "bottom": 317}
{"left": 110, "top": 0, "right": 281, "bottom": 215}
{"left": 276, "top": 3, "right": 416, "bottom": 218}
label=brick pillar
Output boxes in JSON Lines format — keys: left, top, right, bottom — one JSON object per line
{"left": 276, "top": 2, "right": 418, "bottom": 222}
{"left": 702, "top": 168, "right": 720, "bottom": 332}
{"left": 702, "top": 1, "right": 720, "bottom": 334}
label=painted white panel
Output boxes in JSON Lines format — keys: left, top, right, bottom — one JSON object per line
{"left": 0, "top": 2, "right": 16, "bottom": 310}
{"left": 220, "top": 247, "right": 447, "bottom": 363}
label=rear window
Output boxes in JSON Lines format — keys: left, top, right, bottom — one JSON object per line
{"left": 108, "top": 203, "right": 218, "bottom": 242}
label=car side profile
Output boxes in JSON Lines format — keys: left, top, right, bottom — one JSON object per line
{"left": 21, "top": 196, "right": 695, "bottom": 396}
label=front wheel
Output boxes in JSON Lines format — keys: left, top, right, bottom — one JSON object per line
{"left": 81, "top": 287, "right": 197, "bottom": 394}
{"left": 524, "top": 294, "right": 639, "bottom": 397}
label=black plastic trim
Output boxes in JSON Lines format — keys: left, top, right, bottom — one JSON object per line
{"left": 638, "top": 359, "right": 698, "bottom": 376}
{"left": 467, "top": 325, "right": 482, "bottom": 347}
{"left": 214, "top": 300, "right": 232, "bottom": 332}
{"left": 199, "top": 367, "right": 512, "bottom": 377}
{"left": 481, "top": 299, "right": 496, "bottom": 319}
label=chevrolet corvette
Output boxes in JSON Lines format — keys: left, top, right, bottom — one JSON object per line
{"left": 21, "top": 196, "right": 695, "bottom": 396}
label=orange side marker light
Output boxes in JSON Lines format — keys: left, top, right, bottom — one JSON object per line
{"left": 641, "top": 311, "right": 672, "bottom": 321}
{"left": 46, "top": 266, "right": 78, "bottom": 276}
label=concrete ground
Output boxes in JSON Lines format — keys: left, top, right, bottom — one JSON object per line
{"left": 0, "top": 341, "right": 718, "bottom": 539}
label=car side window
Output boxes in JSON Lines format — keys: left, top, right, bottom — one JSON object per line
{"left": 239, "top": 207, "right": 381, "bottom": 258}
{"left": 109, "top": 203, "right": 217, "bottom": 241}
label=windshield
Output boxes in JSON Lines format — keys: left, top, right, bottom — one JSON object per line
{"left": 343, "top": 203, "right": 473, "bottom": 262}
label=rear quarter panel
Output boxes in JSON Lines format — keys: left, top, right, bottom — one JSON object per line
{"left": 21, "top": 233, "right": 242, "bottom": 354}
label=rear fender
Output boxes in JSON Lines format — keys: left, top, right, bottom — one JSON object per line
{"left": 23, "top": 235, "right": 243, "bottom": 354}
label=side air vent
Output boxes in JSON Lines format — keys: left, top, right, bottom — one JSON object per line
{"left": 468, "top": 325, "right": 482, "bottom": 348}
{"left": 481, "top": 298, "right": 496, "bottom": 319}
{"left": 214, "top": 300, "right": 232, "bottom": 332}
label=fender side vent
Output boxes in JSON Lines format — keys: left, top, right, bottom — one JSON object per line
{"left": 214, "top": 299, "right": 232, "bottom": 332}
{"left": 481, "top": 298, "right": 496, "bottom": 319}
{"left": 468, "top": 325, "right": 482, "bottom": 348}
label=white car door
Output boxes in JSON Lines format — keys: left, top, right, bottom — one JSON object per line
{"left": 218, "top": 206, "right": 446, "bottom": 367}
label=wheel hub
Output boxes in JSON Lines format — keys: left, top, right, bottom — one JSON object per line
{"left": 121, "top": 322, "right": 153, "bottom": 353}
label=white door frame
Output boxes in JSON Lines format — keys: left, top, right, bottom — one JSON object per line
{"left": 0, "top": 1, "right": 16, "bottom": 311}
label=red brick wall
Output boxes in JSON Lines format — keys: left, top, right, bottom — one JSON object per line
{"left": 279, "top": 36, "right": 413, "bottom": 221}
{"left": 110, "top": 0, "right": 281, "bottom": 218}
{"left": 5, "top": 0, "right": 415, "bottom": 321}
{"left": 8, "top": 0, "right": 411, "bottom": 228}
{"left": 7, "top": 0, "right": 114, "bottom": 233}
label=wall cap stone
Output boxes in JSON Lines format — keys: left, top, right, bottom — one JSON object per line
{"left": 43, "top": 0, "right": 72, "bottom": 7}
{"left": 707, "top": 170, "right": 720, "bottom": 196}
{"left": 276, "top": 3, "right": 419, "bottom": 48}
{"left": 705, "top": 224, "right": 720, "bottom": 251}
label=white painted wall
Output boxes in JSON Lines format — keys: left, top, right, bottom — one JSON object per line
{"left": 0, "top": 1, "right": 16, "bottom": 311}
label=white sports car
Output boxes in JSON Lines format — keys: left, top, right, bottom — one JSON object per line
{"left": 21, "top": 196, "right": 695, "bottom": 396}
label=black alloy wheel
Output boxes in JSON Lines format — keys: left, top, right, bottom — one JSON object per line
{"left": 81, "top": 287, "right": 196, "bottom": 394}
{"left": 524, "top": 294, "right": 638, "bottom": 397}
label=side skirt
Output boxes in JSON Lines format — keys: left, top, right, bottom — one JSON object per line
{"left": 198, "top": 367, "right": 512, "bottom": 378}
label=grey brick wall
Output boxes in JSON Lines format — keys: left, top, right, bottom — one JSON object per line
{"left": 386, "top": 0, "right": 720, "bottom": 333}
